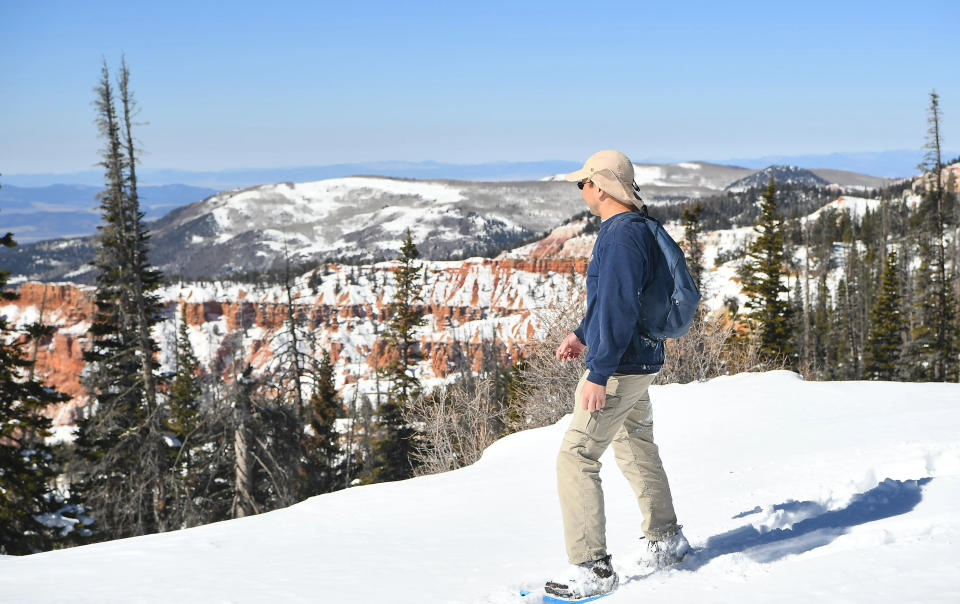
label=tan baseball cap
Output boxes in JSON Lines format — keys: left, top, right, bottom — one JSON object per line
{"left": 564, "top": 150, "right": 643, "bottom": 207}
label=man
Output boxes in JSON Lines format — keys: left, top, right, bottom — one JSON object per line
{"left": 545, "top": 150, "right": 689, "bottom": 601}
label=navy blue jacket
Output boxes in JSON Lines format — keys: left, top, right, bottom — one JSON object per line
{"left": 574, "top": 211, "right": 664, "bottom": 385}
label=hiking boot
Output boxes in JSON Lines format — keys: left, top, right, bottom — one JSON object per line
{"left": 545, "top": 554, "right": 619, "bottom": 600}
{"left": 643, "top": 527, "right": 690, "bottom": 569}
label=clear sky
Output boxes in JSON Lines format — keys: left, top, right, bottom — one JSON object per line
{"left": 2, "top": 0, "right": 958, "bottom": 174}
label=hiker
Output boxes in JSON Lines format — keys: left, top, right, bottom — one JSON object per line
{"left": 545, "top": 150, "right": 689, "bottom": 601}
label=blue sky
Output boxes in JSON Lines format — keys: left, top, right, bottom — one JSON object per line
{"left": 2, "top": 0, "right": 958, "bottom": 174}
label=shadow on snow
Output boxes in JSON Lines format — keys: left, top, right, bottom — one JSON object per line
{"left": 679, "top": 477, "right": 932, "bottom": 570}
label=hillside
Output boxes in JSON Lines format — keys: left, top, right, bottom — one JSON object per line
{"left": 1, "top": 178, "right": 585, "bottom": 282}
{"left": 1, "top": 372, "right": 957, "bottom": 603}
{"left": 725, "top": 166, "right": 830, "bottom": 192}
{"left": 0, "top": 190, "right": 903, "bottom": 426}
{"left": 1, "top": 162, "right": 896, "bottom": 283}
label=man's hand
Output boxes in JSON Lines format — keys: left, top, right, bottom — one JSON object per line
{"left": 581, "top": 381, "right": 607, "bottom": 412}
{"left": 556, "top": 332, "right": 585, "bottom": 362}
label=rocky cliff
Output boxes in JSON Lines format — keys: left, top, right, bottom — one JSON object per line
{"left": 2, "top": 254, "right": 589, "bottom": 429}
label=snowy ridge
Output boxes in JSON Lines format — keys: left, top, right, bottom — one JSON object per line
{"left": 803, "top": 195, "right": 883, "bottom": 224}
{"left": 4, "top": 176, "right": 587, "bottom": 282}
{"left": 2, "top": 372, "right": 958, "bottom": 603}
{"left": 544, "top": 161, "right": 890, "bottom": 198}
{"left": 725, "top": 165, "right": 830, "bottom": 193}
{"left": 5, "top": 165, "right": 896, "bottom": 283}
{"left": 545, "top": 161, "right": 754, "bottom": 195}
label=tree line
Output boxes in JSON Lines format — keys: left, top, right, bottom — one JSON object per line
{"left": 624, "top": 94, "right": 959, "bottom": 384}
{"left": 725, "top": 92, "right": 959, "bottom": 382}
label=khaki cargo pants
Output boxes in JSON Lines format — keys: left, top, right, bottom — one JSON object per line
{"left": 557, "top": 370, "right": 678, "bottom": 564}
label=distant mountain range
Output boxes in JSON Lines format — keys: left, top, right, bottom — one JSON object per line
{"left": 1, "top": 161, "right": 583, "bottom": 190}
{"left": 1, "top": 164, "right": 898, "bottom": 283}
{"left": 2, "top": 162, "right": 894, "bottom": 246}
{"left": 0, "top": 184, "right": 218, "bottom": 242}
{"left": 717, "top": 150, "right": 958, "bottom": 178}
{"left": 3, "top": 150, "right": 952, "bottom": 190}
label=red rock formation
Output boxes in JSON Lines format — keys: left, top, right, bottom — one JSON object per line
{"left": 6, "top": 253, "right": 588, "bottom": 428}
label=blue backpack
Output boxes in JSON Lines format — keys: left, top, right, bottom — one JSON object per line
{"left": 613, "top": 208, "right": 701, "bottom": 341}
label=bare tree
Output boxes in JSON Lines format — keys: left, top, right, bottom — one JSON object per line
{"left": 656, "top": 311, "right": 785, "bottom": 384}
{"left": 507, "top": 293, "right": 586, "bottom": 431}
{"left": 406, "top": 375, "right": 506, "bottom": 475}
{"left": 231, "top": 366, "right": 258, "bottom": 518}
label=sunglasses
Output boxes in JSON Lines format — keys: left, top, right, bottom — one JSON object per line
{"left": 577, "top": 179, "right": 592, "bottom": 190}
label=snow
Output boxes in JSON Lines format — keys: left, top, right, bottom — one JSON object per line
{"left": 162, "top": 434, "right": 183, "bottom": 448}
{"left": 633, "top": 165, "right": 665, "bottom": 186}
{"left": 2, "top": 372, "right": 958, "bottom": 603}
{"left": 193, "top": 176, "right": 470, "bottom": 252}
{"left": 804, "top": 196, "right": 882, "bottom": 224}
{"left": 546, "top": 163, "right": 699, "bottom": 187}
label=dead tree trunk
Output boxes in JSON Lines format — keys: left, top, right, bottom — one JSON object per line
{"left": 232, "top": 366, "right": 257, "bottom": 518}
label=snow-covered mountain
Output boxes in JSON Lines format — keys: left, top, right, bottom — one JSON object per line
{"left": 544, "top": 161, "right": 756, "bottom": 199}
{"left": 2, "top": 178, "right": 586, "bottom": 282}
{"left": 2, "top": 163, "right": 897, "bottom": 283}
{"left": 545, "top": 161, "right": 892, "bottom": 196}
{"left": 2, "top": 371, "right": 957, "bottom": 603}
{"left": 725, "top": 165, "right": 830, "bottom": 192}
{"left": 802, "top": 195, "right": 884, "bottom": 224}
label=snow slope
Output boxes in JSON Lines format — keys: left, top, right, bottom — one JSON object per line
{"left": 802, "top": 195, "right": 882, "bottom": 224}
{"left": 2, "top": 372, "right": 958, "bottom": 603}
{"left": 4, "top": 177, "right": 586, "bottom": 282}
{"left": 545, "top": 161, "right": 754, "bottom": 200}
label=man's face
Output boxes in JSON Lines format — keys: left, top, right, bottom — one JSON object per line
{"left": 580, "top": 179, "right": 601, "bottom": 215}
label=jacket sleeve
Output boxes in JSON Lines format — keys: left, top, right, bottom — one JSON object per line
{"left": 573, "top": 319, "right": 586, "bottom": 345}
{"left": 585, "top": 241, "right": 647, "bottom": 386}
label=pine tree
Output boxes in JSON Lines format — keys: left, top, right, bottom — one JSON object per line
{"left": 246, "top": 254, "right": 311, "bottom": 510}
{"left": 70, "top": 59, "right": 167, "bottom": 540}
{"left": 366, "top": 229, "right": 425, "bottom": 482}
{"left": 0, "top": 203, "right": 82, "bottom": 554}
{"left": 162, "top": 310, "right": 204, "bottom": 527}
{"left": 807, "top": 211, "right": 837, "bottom": 375}
{"left": 167, "top": 312, "right": 202, "bottom": 443}
{"left": 300, "top": 351, "right": 344, "bottom": 496}
{"left": 914, "top": 90, "right": 959, "bottom": 381}
{"left": 741, "top": 176, "right": 794, "bottom": 360}
{"left": 905, "top": 242, "right": 939, "bottom": 380}
{"left": 682, "top": 201, "right": 706, "bottom": 295}
{"left": 840, "top": 243, "right": 866, "bottom": 379}
{"left": 811, "top": 273, "right": 831, "bottom": 374}
{"left": 247, "top": 252, "right": 342, "bottom": 509}
{"left": 864, "top": 252, "right": 904, "bottom": 380}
